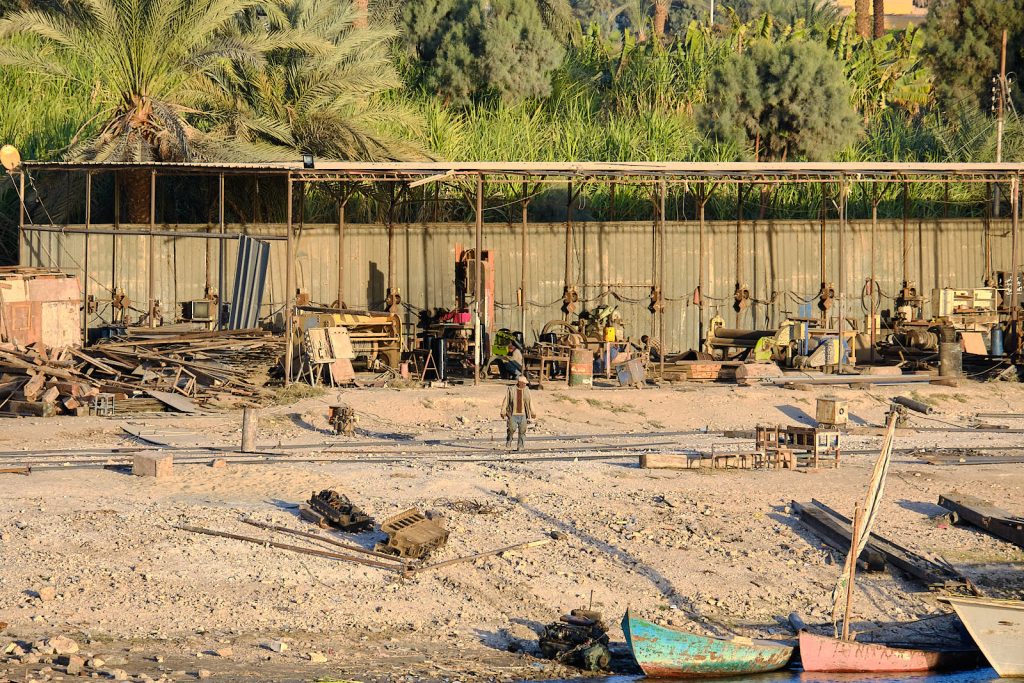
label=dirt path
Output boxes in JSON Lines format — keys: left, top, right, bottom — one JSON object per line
{"left": 2, "top": 380, "right": 1023, "bottom": 682}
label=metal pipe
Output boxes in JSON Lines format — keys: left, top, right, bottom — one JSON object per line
{"left": 870, "top": 193, "right": 879, "bottom": 350}
{"left": 284, "top": 174, "right": 294, "bottom": 385}
{"left": 838, "top": 175, "right": 847, "bottom": 373}
{"left": 820, "top": 183, "right": 828, "bottom": 324}
{"left": 735, "top": 183, "right": 743, "bottom": 326}
{"left": 902, "top": 181, "right": 909, "bottom": 286}
{"left": 17, "top": 170, "right": 25, "bottom": 264}
{"left": 337, "top": 191, "right": 346, "bottom": 309}
{"left": 217, "top": 173, "right": 225, "bottom": 329}
{"left": 564, "top": 180, "right": 573, "bottom": 320}
{"left": 474, "top": 173, "right": 484, "bottom": 386}
{"left": 83, "top": 171, "right": 91, "bottom": 343}
{"left": 112, "top": 172, "right": 119, "bottom": 301}
{"left": 148, "top": 170, "right": 157, "bottom": 328}
{"left": 658, "top": 180, "right": 666, "bottom": 376}
{"left": 1011, "top": 174, "right": 1020, "bottom": 357}
{"left": 20, "top": 225, "right": 285, "bottom": 240}
{"left": 521, "top": 180, "right": 528, "bottom": 338}
{"left": 698, "top": 193, "right": 707, "bottom": 348}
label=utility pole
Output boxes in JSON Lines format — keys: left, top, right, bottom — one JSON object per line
{"left": 994, "top": 29, "right": 1008, "bottom": 217}
{"left": 709, "top": 0, "right": 714, "bottom": 25}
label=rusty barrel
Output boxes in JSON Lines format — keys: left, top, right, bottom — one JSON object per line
{"left": 938, "top": 341, "right": 962, "bottom": 378}
{"left": 569, "top": 348, "right": 594, "bottom": 387}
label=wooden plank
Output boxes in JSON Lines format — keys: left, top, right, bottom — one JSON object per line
{"left": 146, "top": 390, "right": 201, "bottom": 414}
{"left": 639, "top": 453, "right": 702, "bottom": 469}
{"left": 806, "top": 499, "right": 966, "bottom": 590}
{"left": 938, "top": 494, "right": 1024, "bottom": 549}
{"left": 791, "top": 501, "right": 887, "bottom": 572}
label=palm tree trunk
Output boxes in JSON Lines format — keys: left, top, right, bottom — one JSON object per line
{"left": 872, "top": 0, "right": 885, "bottom": 38}
{"left": 121, "top": 170, "right": 152, "bottom": 224}
{"left": 855, "top": 0, "right": 870, "bottom": 38}
{"left": 653, "top": 0, "right": 668, "bottom": 38}
{"left": 353, "top": 0, "right": 367, "bottom": 28}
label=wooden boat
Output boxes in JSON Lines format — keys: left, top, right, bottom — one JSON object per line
{"left": 796, "top": 408, "right": 975, "bottom": 674}
{"left": 621, "top": 610, "right": 794, "bottom": 678}
{"left": 799, "top": 629, "right": 976, "bottom": 673}
{"left": 944, "top": 597, "right": 1024, "bottom": 677}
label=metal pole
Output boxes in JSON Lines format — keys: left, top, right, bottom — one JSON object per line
{"left": 838, "top": 175, "right": 847, "bottom": 373}
{"left": 902, "top": 181, "right": 909, "bottom": 286}
{"left": 870, "top": 192, "right": 879, "bottom": 351}
{"left": 217, "top": 173, "right": 225, "bottom": 329}
{"left": 820, "top": 183, "right": 828, "bottom": 324}
{"left": 698, "top": 192, "right": 707, "bottom": 348}
{"left": 17, "top": 170, "right": 25, "bottom": 264}
{"left": 284, "top": 174, "right": 294, "bottom": 385}
{"left": 112, "top": 172, "right": 119, "bottom": 302}
{"left": 564, "top": 180, "right": 574, "bottom": 320}
{"left": 338, "top": 192, "right": 346, "bottom": 309}
{"left": 995, "top": 30, "right": 1007, "bottom": 217}
{"left": 83, "top": 172, "right": 91, "bottom": 344}
{"left": 474, "top": 173, "right": 484, "bottom": 386}
{"left": 521, "top": 181, "right": 528, "bottom": 337}
{"left": 148, "top": 170, "right": 157, "bottom": 328}
{"left": 658, "top": 180, "right": 666, "bottom": 377}
{"left": 1010, "top": 174, "right": 1020, "bottom": 355}
{"left": 735, "top": 184, "right": 743, "bottom": 327}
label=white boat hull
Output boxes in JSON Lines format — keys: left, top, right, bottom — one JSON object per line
{"left": 946, "top": 597, "right": 1024, "bottom": 677}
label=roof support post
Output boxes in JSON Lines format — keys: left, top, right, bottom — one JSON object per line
{"left": 83, "top": 171, "right": 91, "bottom": 344}
{"left": 284, "top": 173, "right": 294, "bottom": 385}
{"left": 658, "top": 179, "right": 666, "bottom": 377}
{"left": 698, "top": 187, "right": 708, "bottom": 349}
{"left": 17, "top": 169, "right": 25, "bottom": 265}
{"left": 1010, "top": 173, "right": 1020, "bottom": 356}
{"left": 838, "top": 174, "right": 848, "bottom": 373}
{"left": 520, "top": 181, "right": 529, "bottom": 339}
{"left": 474, "top": 173, "right": 484, "bottom": 386}
{"left": 148, "top": 170, "right": 157, "bottom": 328}
{"left": 217, "top": 173, "right": 225, "bottom": 329}
{"left": 338, "top": 189, "right": 347, "bottom": 309}
{"left": 563, "top": 180, "right": 574, "bottom": 320}
{"left": 112, "top": 172, "right": 119, "bottom": 302}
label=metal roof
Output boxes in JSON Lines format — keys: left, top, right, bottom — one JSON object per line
{"left": 20, "top": 160, "right": 1024, "bottom": 181}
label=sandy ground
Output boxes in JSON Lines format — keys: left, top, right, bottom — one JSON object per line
{"left": 2, "top": 378, "right": 1024, "bottom": 683}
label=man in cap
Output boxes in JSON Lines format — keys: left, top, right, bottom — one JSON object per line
{"left": 500, "top": 375, "right": 534, "bottom": 450}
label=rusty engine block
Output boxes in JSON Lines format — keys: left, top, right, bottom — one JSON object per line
{"left": 538, "top": 609, "right": 611, "bottom": 671}
{"left": 374, "top": 508, "right": 449, "bottom": 559}
{"left": 308, "top": 490, "right": 373, "bottom": 532}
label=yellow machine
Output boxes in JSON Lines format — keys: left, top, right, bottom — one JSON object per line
{"left": 296, "top": 308, "right": 403, "bottom": 369}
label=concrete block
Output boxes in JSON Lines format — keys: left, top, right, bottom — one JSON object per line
{"left": 133, "top": 453, "right": 173, "bottom": 478}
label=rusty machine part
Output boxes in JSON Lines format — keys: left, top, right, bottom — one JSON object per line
{"left": 817, "top": 281, "right": 835, "bottom": 313}
{"left": 374, "top": 508, "right": 449, "bottom": 559}
{"left": 538, "top": 609, "right": 611, "bottom": 671}
{"left": 732, "top": 283, "right": 751, "bottom": 312}
{"left": 561, "top": 286, "right": 579, "bottom": 315}
{"left": 307, "top": 490, "right": 374, "bottom": 532}
{"left": 328, "top": 404, "right": 357, "bottom": 436}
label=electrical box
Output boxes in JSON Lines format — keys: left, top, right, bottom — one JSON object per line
{"left": 816, "top": 396, "right": 848, "bottom": 428}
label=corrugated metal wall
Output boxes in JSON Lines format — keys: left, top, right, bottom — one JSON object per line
{"left": 23, "top": 218, "right": 1009, "bottom": 350}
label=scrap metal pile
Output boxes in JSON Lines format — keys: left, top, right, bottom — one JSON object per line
{"left": 0, "top": 329, "right": 283, "bottom": 417}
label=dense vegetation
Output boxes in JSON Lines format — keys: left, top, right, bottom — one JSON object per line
{"left": 0, "top": 0, "right": 1022, "bottom": 244}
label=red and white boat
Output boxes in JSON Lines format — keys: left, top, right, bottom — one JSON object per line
{"left": 799, "top": 630, "right": 977, "bottom": 673}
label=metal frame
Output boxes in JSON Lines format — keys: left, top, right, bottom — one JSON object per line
{"left": 14, "top": 161, "right": 1024, "bottom": 385}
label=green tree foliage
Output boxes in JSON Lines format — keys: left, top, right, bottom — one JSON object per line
{"left": 401, "top": 0, "right": 565, "bottom": 105}
{"left": 0, "top": 0, "right": 281, "bottom": 162}
{"left": 214, "top": 0, "right": 424, "bottom": 160}
{"left": 701, "top": 39, "right": 860, "bottom": 160}
{"left": 923, "top": 0, "right": 1024, "bottom": 111}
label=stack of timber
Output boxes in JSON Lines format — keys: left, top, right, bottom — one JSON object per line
{"left": 658, "top": 360, "right": 741, "bottom": 382}
{"left": 0, "top": 343, "right": 98, "bottom": 416}
{"left": 1, "top": 329, "right": 282, "bottom": 417}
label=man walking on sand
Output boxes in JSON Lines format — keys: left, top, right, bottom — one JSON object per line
{"left": 501, "top": 375, "right": 534, "bottom": 450}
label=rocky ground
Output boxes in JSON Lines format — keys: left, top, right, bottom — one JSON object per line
{"left": 2, "top": 378, "right": 1023, "bottom": 683}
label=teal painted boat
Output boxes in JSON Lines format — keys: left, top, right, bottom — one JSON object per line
{"left": 621, "top": 610, "right": 794, "bottom": 678}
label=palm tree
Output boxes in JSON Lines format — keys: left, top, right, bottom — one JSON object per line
{"left": 0, "top": 0, "right": 287, "bottom": 218}
{"left": 872, "top": 0, "right": 884, "bottom": 38}
{"left": 854, "top": 0, "right": 870, "bottom": 37}
{"left": 216, "top": 0, "right": 424, "bottom": 161}
{"left": 653, "top": 0, "right": 669, "bottom": 36}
